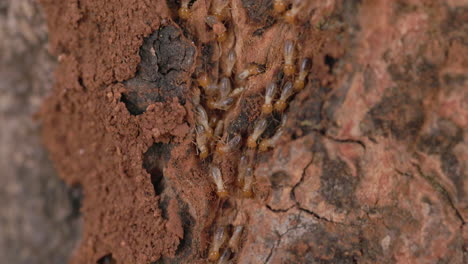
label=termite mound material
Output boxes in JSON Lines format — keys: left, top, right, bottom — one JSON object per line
{"left": 39, "top": 0, "right": 467, "bottom": 263}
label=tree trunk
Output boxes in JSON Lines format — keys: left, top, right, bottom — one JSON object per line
{"left": 38, "top": 0, "right": 467, "bottom": 263}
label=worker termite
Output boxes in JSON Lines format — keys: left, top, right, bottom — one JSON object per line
{"left": 228, "top": 225, "right": 244, "bottom": 252}
{"left": 284, "top": 0, "right": 302, "bottom": 24}
{"left": 195, "top": 125, "right": 210, "bottom": 159}
{"left": 273, "top": 0, "right": 287, "bottom": 14}
{"left": 208, "top": 226, "right": 228, "bottom": 261}
{"left": 197, "top": 72, "right": 211, "bottom": 90}
{"left": 247, "top": 118, "right": 268, "bottom": 148}
{"left": 259, "top": 114, "right": 288, "bottom": 152}
{"left": 213, "top": 120, "right": 224, "bottom": 139}
{"left": 261, "top": 82, "right": 278, "bottom": 115}
{"left": 191, "top": 87, "right": 201, "bottom": 106}
{"left": 219, "top": 77, "right": 232, "bottom": 99}
{"left": 283, "top": 40, "right": 296, "bottom": 76}
{"left": 208, "top": 97, "right": 235, "bottom": 111}
{"left": 178, "top": 0, "right": 191, "bottom": 20}
{"left": 217, "top": 248, "right": 232, "bottom": 264}
{"left": 211, "top": 0, "right": 230, "bottom": 21}
{"left": 236, "top": 154, "right": 248, "bottom": 187}
{"left": 195, "top": 105, "right": 213, "bottom": 137}
{"left": 205, "top": 15, "right": 228, "bottom": 42}
{"left": 294, "top": 58, "right": 311, "bottom": 91}
{"left": 224, "top": 50, "right": 236, "bottom": 77}
{"left": 210, "top": 166, "right": 228, "bottom": 198}
{"left": 229, "top": 86, "right": 245, "bottom": 97}
{"left": 237, "top": 64, "right": 263, "bottom": 81}
{"left": 216, "top": 134, "right": 242, "bottom": 155}
{"left": 210, "top": 119, "right": 224, "bottom": 150}
{"left": 242, "top": 167, "right": 254, "bottom": 198}
{"left": 274, "top": 81, "right": 294, "bottom": 112}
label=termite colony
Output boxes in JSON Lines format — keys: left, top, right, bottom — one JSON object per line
{"left": 178, "top": 0, "right": 311, "bottom": 262}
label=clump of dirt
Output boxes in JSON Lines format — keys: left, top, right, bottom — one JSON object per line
{"left": 39, "top": 0, "right": 466, "bottom": 263}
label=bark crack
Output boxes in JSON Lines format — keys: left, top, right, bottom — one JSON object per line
{"left": 412, "top": 163, "right": 465, "bottom": 224}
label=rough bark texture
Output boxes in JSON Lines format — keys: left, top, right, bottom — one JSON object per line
{"left": 0, "top": 1, "right": 81, "bottom": 263}
{"left": 37, "top": 0, "right": 467, "bottom": 263}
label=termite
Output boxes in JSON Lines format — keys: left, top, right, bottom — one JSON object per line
{"left": 284, "top": 0, "right": 302, "bottom": 24}
{"left": 210, "top": 166, "right": 228, "bottom": 198}
{"left": 294, "top": 58, "right": 311, "bottom": 91}
{"left": 213, "top": 120, "right": 224, "bottom": 139}
{"left": 242, "top": 167, "right": 254, "bottom": 198}
{"left": 283, "top": 40, "right": 296, "bottom": 76}
{"left": 208, "top": 226, "right": 228, "bottom": 261}
{"left": 205, "top": 15, "right": 228, "bottom": 42}
{"left": 217, "top": 248, "right": 232, "bottom": 264}
{"left": 212, "top": 0, "right": 230, "bottom": 21}
{"left": 247, "top": 118, "right": 268, "bottom": 148}
{"left": 192, "top": 87, "right": 201, "bottom": 106}
{"left": 259, "top": 114, "right": 288, "bottom": 152}
{"left": 236, "top": 154, "right": 249, "bottom": 187}
{"left": 273, "top": 0, "right": 287, "bottom": 14}
{"left": 208, "top": 97, "right": 235, "bottom": 111}
{"left": 274, "top": 81, "right": 294, "bottom": 112}
{"left": 195, "top": 125, "right": 210, "bottom": 159}
{"left": 228, "top": 225, "right": 244, "bottom": 252}
{"left": 261, "top": 82, "right": 278, "bottom": 115}
{"left": 197, "top": 72, "right": 211, "bottom": 90}
{"left": 216, "top": 134, "right": 242, "bottom": 154}
{"left": 195, "top": 105, "right": 213, "bottom": 137}
{"left": 224, "top": 50, "right": 236, "bottom": 77}
{"left": 178, "top": 0, "right": 191, "bottom": 20}
{"left": 219, "top": 77, "right": 232, "bottom": 100}
{"left": 211, "top": 119, "right": 224, "bottom": 150}
{"left": 237, "top": 64, "right": 263, "bottom": 81}
{"left": 229, "top": 86, "right": 245, "bottom": 97}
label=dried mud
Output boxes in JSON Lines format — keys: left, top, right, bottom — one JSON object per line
{"left": 39, "top": 0, "right": 467, "bottom": 263}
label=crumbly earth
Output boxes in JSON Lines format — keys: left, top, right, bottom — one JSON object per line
{"left": 39, "top": 0, "right": 467, "bottom": 263}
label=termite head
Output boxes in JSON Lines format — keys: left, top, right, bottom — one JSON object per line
{"left": 247, "top": 135, "right": 257, "bottom": 149}
{"left": 284, "top": 64, "right": 296, "bottom": 76}
{"left": 293, "top": 79, "right": 305, "bottom": 91}
{"left": 261, "top": 103, "right": 273, "bottom": 115}
{"left": 216, "top": 189, "right": 229, "bottom": 198}
{"left": 258, "top": 139, "right": 270, "bottom": 152}
{"left": 197, "top": 72, "right": 210, "bottom": 89}
{"left": 178, "top": 7, "right": 191, "bottom": 20}
{"left": 273, "top": 0, "right": 287, "bottom": 14}
{"left": 274, "top": 100, "right": 287, "bottom": 112}
{"left": 208, "top": 251, "right": 220, "bottom": 262}
{"left": 217, "top": 31, "right": 228, "bottom": 42}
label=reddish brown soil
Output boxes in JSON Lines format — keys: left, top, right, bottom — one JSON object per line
{"left": 39, "top": 0, "right": 466, "bottom": 263}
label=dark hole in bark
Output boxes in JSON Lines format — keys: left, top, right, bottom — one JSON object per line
{"left": 324, "top": 54, "right": 337, "bottom": 73}
{"left": 97, "top": 254, "right": 116, "bottom": 264}
{"left": 67, "top": 184, "right": 83, "bottom": 219}
{"left": 143, "top": 143, "right": 172, "bottom": 196}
